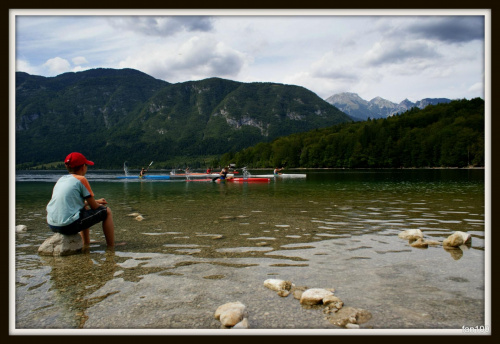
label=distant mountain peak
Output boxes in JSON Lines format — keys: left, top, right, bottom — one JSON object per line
{"left": 326, "top": 93, "right": 452, "bottom": 121}
{"left": 325, "top": 92, "right": 368, "bottom": 114}
{"left": 326, "top": 92, "right": 364, "bottom": 102}
{"left": 369, "top": 97, "right": 395, "bottom": 108}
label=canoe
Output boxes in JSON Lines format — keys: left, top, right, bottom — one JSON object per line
{"left": 116, "top": 175, "right": 171, "bottom": 180}
{"left": 170, "top": 172, "right": 213, "bottom": 176}
{"left": 188, "top": 177, "right": 270, "bottom": 183}
{"left": 170, "top": 173, "right": 235, "bottom": 179}
{"left": 170, "top": 172, "right": 238, "bottom": 176}
{"left": 253, "top": 174, "right": 307, "bottom": 178}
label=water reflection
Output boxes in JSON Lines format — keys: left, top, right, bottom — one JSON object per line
{"left": 39, "top": 250, "right": 118, "bottom": 328}
{"left": 443, "top": 244, "right": 471, "bottom": 260}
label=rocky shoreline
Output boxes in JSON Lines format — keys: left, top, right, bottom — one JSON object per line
{"left": 212, "top": 229, "right": 472, "bottom": 330}
{"left": 214, "top": 279, "right": 371, "bottom": 329}
{"left": 16, "top": 223, "right": 475, "bottom": 330}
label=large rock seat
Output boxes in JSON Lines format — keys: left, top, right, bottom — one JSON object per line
{"left": 38, "top": 233, "right": 83, "bottom": 256}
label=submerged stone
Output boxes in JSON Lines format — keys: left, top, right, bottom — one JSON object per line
{"left": 300, "top": 288, "right": 335, "bottom": 305}
{"left": 232, "top": 318, "right": 249, "bottom": 329}
{"left": 16, "top": 225, "right": 28, "bottom": 233}
{"left": 264, "top": 279, "right": 293, "bottom": 292}
{"left": 323, "top": 295, "right": 344, "bottom": 310}
{"left": 410, "top": 238, "right": 429, "bottom": 248}
{"left": 398, "top": 229, "right": 423, "bottom": 241}
{"left": 328, "top": 307, "right": 372, "bottom": 327}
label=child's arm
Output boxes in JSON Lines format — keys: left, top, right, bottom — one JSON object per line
{"left": 86, "top": 196, "right": 108, "bottom": 210}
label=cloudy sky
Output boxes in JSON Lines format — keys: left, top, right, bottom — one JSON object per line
{"left": 12, "top": 9, "right": 488, "bottom": 103}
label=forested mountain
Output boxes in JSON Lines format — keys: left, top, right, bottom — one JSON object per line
{"left": 325, "top": 92, "right": 452, "bottom": 121}
{"left": 15, "top": 68, "right": 352, "bottom": 169}
{"left": 221, "top": 98, "right": 484, "bottom": 169}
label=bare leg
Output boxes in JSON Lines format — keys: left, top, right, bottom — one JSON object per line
{"left": 102, "top": 207, "right": 115, "bottom": 246}
{"left": 80, "top": 228, "right": 90, "bottom": 245}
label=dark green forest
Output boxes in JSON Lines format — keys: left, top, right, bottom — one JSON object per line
{"left": 218, "top": 98, "right": 485, "bottom": 169}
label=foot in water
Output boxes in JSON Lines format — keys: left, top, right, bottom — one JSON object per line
{"left": 83, "top": 241, "right": 127, "bottom": 247}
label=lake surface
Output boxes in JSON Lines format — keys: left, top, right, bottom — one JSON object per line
{"left": 12, "top": 169, "right": 489, "bottom": 335}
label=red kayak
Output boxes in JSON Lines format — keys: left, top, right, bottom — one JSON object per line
{"left": 228, "top": 177, "right": 270, "bottom": 183}
{"left": 188, "top": 177, "right": 270, "bottom": 183}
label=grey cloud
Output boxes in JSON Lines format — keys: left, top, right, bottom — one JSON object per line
{"left": 152, "top": 52, "right": 244, "bottom": 82}
{"left": 405, "top": 16, "right": 484, "bottom": 43}
{"left": 158, "top": 16, "right": 213, "bottom": 34}
{"left": 207, "top": 54, "right": 245, "bottom": 77}
{"left": 364, "top": 41, "right": 439, "bottom": 67}
{"left": 150, "top": 38, "right": 246, "bottom": 81}
{"left": 108, "top": 16, "right": 214, "bottom": 36}
{"left": 312, "top": 68, "right": 359, "bottom": 81}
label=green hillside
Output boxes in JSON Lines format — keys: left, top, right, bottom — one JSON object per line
{"left": 15, "top": 68, "right": 351, "bottom": 169}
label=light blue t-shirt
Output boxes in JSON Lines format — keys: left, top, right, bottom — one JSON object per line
{"left": 46, "top": 174, "right": 94, "bottom": 227}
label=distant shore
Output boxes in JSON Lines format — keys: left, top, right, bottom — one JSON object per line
{"left": 16, "top": 166, "right": 485, "bottom": 172}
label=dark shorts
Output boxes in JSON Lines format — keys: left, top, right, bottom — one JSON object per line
{"left": 49, "top": 206, "right": 108, "bottom": 235}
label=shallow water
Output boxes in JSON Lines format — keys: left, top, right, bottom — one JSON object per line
{"left": 13, "top": 169, "right": 488, "bottom": 334}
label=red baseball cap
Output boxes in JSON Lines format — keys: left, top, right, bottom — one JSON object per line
{"left": 64, "top": 152, "right": 94, "bottom": 167}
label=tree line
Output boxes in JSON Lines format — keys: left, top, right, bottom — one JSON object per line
{"left": 218, "top": 98, "right": 485, "bottom": 169}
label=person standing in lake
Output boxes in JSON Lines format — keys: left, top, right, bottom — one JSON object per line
{"left": 46, "top": 152, "right": 115, "bottom": 247}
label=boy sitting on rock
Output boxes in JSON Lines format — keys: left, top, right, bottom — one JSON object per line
{"left": 46, "top": 152, "right": 115, "bottom": 247}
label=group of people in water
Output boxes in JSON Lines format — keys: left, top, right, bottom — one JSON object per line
{"left": 139, "top": 165, "right": 285, "bottom": 180}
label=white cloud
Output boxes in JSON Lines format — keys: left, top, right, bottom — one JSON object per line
{"left": 43, "top": 57, "right": 72, "bottom": 75}
{"left": 286, "top": 71, "right": 351, "bottom": 99}
{"left": 16, "top": 59, "right": 38, "bottom": 75}
{"left": 72, "top": 56, "right": 89, "bottom": 65}
{"left": 468, "top": 82, "right": 484, "bottom": 98}
{"left": 71, "top": 66, "right": 86, "bottom": 73}
{"left": 309, "top": 52, "right": 360, "bottom": 81}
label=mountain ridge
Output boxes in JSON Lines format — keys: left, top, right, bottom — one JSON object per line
{"left": 325, "top": 92, "right": 453, "bottom": 121}
{"left": 15, "top": 68, "right": 352, "bottom": 168}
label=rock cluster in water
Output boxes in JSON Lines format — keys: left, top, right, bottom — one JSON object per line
{"left": 398, "top": 229, "right": 472, "bottom": 260}
{"left": 127, "top": 212, "right": 145, "bottom": 221}
{"left": 264, "top": 278, "right": 371, "bottom": 329}
{"left": 215, "top": 279, "right": 370, "bottom": 329}
{"left": 398, "top": 229, "right": 471, "bottom": 248}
